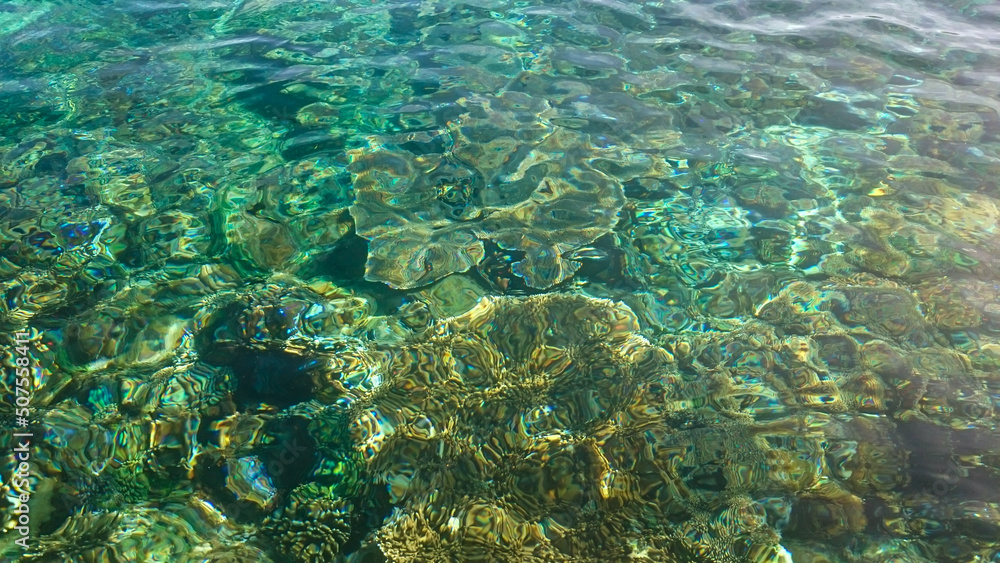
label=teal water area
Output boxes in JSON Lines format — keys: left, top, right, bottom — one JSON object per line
{"left": 2, "top": 0, "right": 1000, "bottom": 561}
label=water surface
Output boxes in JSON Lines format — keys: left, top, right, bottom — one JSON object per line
{"left": 2, "top": 0, "right": 1000, "bottom": 561}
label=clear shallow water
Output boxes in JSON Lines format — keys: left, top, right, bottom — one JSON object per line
{"left": 2, "top": 0, "right": 1000, "bottom": 561}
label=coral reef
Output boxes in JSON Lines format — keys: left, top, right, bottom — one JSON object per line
{"left": 3, "top": 0, "right": 1000, "bottom": 560}
{"left": 347, "top": 105, "right": 628, "bottom": 289}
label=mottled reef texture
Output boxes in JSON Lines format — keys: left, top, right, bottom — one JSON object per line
{"left": 3, "top": 0, "right": 1000, "bottom": 561}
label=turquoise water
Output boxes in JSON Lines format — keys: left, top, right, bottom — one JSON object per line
{"left": 2, "top": 0, "right": 1000, "bottom": 561}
